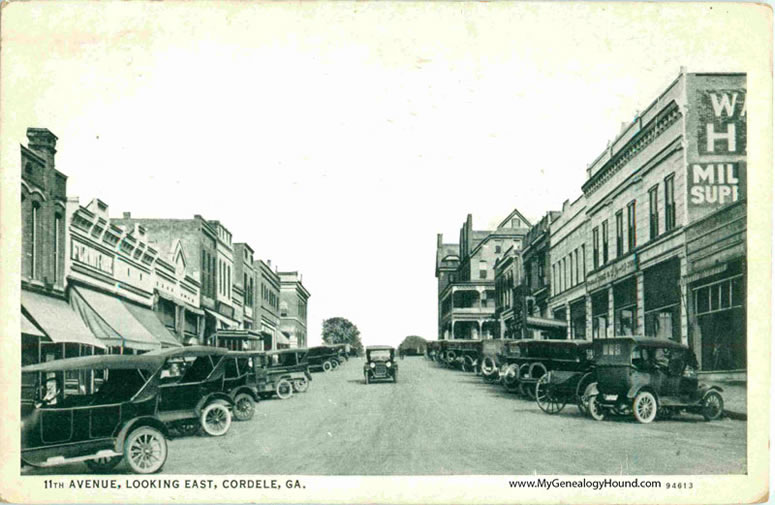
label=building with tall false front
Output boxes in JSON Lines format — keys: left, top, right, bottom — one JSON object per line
{"left": 20, "top": 128, "right": 107, "bottom": 373}
{"left": 548, "top": 195, "right": 589, "bottom": 339}
{"left": 278, "top": 271, "right": 310, "bottom": 348}
{"left": 579, "top": 70, "right": 745, "bottom": 376}
{"left": 435, "top": 210, "right": 530, "bottom": 340}
{"left": 112, "top": 214, "right": 240, "bottom": 345}
{"left": 256, "top": 259, "right": 284, "bottom": 350}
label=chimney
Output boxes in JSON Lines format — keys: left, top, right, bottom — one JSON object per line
{"left": 26, "top": 128, "right": 58, "bottom": 169}
{"left": 123, "top": 212, "right": 132, "bottom": 219}
{"left": 437, "top": 233, "right": 443, "bottom": 247}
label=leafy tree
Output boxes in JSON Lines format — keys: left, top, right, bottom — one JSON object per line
{"left": 398, "top": 335, "right": 427, "bottom": 356}
{"left": 322, "top": 317, "right": 363, "bottom": 355}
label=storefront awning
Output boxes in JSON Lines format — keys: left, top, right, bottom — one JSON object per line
{"left": 526, "top": 316, "right": 568, "bottom": 330}
{"left": 205, "top": 309, "right": 239, "bottom": 329}
{"left": 21, "top": 312, "right": 45, "bottom": 338}
{"left": 70, "top": 286, "right": 161, "bottom": 351}
{"left": 123, "top": 302, "right": 182, "bottom": 348}
{"left": 184, "top": 303, "right": 205, "bottom": 316}
{"left": 276, "top": 332, "right": 291, "bottom": 345}
{"left": 22, "top": 291, "right": 106, "bottom": 349}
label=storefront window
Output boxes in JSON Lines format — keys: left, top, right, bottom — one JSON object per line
{"left": 570, "top": 300, "right": 586, "bottom": 340}
{"left": 643, "top": 258, "right": 681, "bottom": 341}
{"left": 591, "top": 290, "right": 609, "bottom": 339}
{"left": 614, "top": 277, "right": 637, "bottom": 336}
{"left": 615, "top": 307, "right": 636, "bottom": 335}
{"left": 693, "top": 273, "right": 745, "bottom": 371}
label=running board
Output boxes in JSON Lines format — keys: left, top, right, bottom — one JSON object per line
{"left": 40, "top": 450, "right": 122, "bottom": 467}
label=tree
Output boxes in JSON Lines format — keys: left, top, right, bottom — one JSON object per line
{"left": 398, "top": 335, "right": 427, "bottom": 356}
{"left": 322, "top": 317, "right": 363, "bottom": 355}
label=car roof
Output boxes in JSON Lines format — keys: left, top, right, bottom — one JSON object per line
{"left": 366, "top": 346, "right": 394, "bottom": 351}
{"left": 596, "top": 337, "right": 689, "bottom": 350}
{"left": 144, "top": 345, "right": 230, "bottom": 358}
{"left": 22, "top": 353, "right": 167, "bottom": 373}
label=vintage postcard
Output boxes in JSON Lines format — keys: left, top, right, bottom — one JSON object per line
{"left": 0, "top": 1, "right": 771, "bottom": 504}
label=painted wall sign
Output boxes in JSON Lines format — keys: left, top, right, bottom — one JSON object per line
{"left": 585, "top": 256, "right": 637, "bottom": 292}
{"left": 71, "top": 238, "right": 114, "bottom": 275}
{"left": 688, "top": 162, "right": 746, "bottom": 207}
{"left": 697, "top": 89, "right": 746, "bottom": 155}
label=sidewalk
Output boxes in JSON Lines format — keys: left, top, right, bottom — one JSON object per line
{"left": 707, "top": 380, "right": 747, "bottom": 420}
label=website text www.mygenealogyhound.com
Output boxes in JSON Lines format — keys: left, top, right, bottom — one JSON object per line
{"left": 508, "top": 478, "right": 673, "bottom": 491}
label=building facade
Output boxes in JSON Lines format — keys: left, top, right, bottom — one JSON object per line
{"left": 256, "top": 259, "right": 283, "bottom": 350}
{"left": 436, "top": 210, "right": 530, "bottom": 340}
{"left": 493, "top": 245, "right": 523, "bottom": 340}
{"left": 278, "top": 271, "right": 311, "bottom": 348}
{"left": 234, "top": 243, "right": 257, "bottom": 330}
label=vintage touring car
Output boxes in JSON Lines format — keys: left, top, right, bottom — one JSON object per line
{"left": 363, "top": 346, "right": 398, "bottom": 384}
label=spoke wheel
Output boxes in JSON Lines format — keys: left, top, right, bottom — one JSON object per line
{"left": 233, "top": 393, "right": 255, "bottom": 422}
{"left": 365, "top": 373, "right": 370, "bottom": 385}
{"left": 85, "top": 455, "right": 121, "bottom": 473}
{"left": 331, "top": 359, "right": 339, "bottom": 371}
{"left": 575, "top": 372, "right": 595, "bottom": 415}
{"left": 588, "top": 395, "right": 606, "bottom": 421}
{"left": 125, "top": 427, "right": 167, "bottom": 474}
{"left": 632, "top": 391, "right": 658, "bottom": 424}
{"left": 535, "top": 374, "right": 566, "bottom": 414}
{"left": 702, "top": 391, "right": 724, "bottom": 421}
{"left": 201, "top": 402, "right": 232, "bottom": 436}
{"left": 276, "top": 379, "right": 294, "bottom": 400}
{"left": 293, "top": 377, "right": 309, "bottom": 393}
{"left": 322, "top": 361, "right": 333, "bottom": 372}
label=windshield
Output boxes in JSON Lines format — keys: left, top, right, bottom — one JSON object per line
{"left": 368, "top": 350, "right": 392, "bottom": 361}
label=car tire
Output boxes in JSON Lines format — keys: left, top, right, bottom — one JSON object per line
{"left": 276, "top": 379, "right": 293, "bottom": 400}
{"left": 322, "top": 361, "right": 333, "bottom": 372}
{"left": 233, "top": 393, "right": 255, "bottom": 422}
{"left": 701, "top": 391, "right": 724, "bottom": 421}
{"left": 85, "top": 455, "right": 122, "bottom": 473}
{"left": 365, "top": 374, "right": 370, "bottom": 385}
{"left": 394, "top": 370, "right": 398, "bottom": 383}
{"left": 293, "top": 376, "right": 309, "bottom": 393}
{"left": 481, "top": 356, "right": 497, "bottom": 376}
{"left": 588, "top": 395, "right": 606, "bottom": 421}
{"left": 632, "top": 391, "right": 658, "bottom": 424}
{"left": 124, "top": 426, "right": 168, "bottom": 474}
{"left": 575, "top": 372, "right": 595, "bottom": 415}
{"left": 331, "top": 359, "right": 339, "bottom": 371}
{"left": 201, "top": 402, "right": 232, "bottom": 436}
{"left": 535, "top": 374, "right": 566, "bottom": 415}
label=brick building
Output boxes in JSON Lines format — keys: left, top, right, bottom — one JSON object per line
{"left": 256, "top": 259, "right": 284, "bottom": 349}
{"left": 436, "top": 210, "right": 530, "bottom": 340}
{"left": 279, "top": 271, "right": 310, "bottom": 348}
{"left": 493, "top": 245, "right": 523, "bottom": 339}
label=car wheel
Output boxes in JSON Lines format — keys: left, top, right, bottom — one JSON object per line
{"left": 588, "top": 395, "right": 606, "bottom": 421}
{"left": 322, "top": 361, "right": 333, "bottom": 372}
{"left": 535, "top": 374, "right": 566, "bottom": 415}
{"left": 502, "top": 364, "right": 519, "bottom": 390}
{"left": 124, "top": 426, "right": 168, "bottom": 474}
{"left": 276, "top": 379, "right": 293, "bottom": 400}
{"left": 394, "top": 370, "right": 398, "bottom": 383}
{"left": 331, "top": 359, "right": 339, "bottom": 371}
{"left": 293, "top": 376, "right": 309, "bottom": 393}
{"left": 575, "top": 372, "right": 595, "bottom": 415}
{"left": 233, "top": 393, "right": 255, "bottom": 422}
{"left": 85, "top": 455, "right": 122, "bottom": 473}
{"left": 632, "top": 391, "right": 658, "bottom": 424}
{"left": 365, "top": 373, "right": 370, "bottom": 385}
{"left": 201, "top": 402, "right": 232, "bottom": 436}
{"left": 481, "top": 356, "right": 497, "bottom": 376}
{"left": 701, "top": 391, "right": 724, "bottom": 421}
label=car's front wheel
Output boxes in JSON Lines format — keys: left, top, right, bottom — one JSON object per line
{"left": 276, "top": 379, "right": 293, "bottom": 400}
{"left": 364, "top": 373, "right": 370, "bottom": 385}
{"left": 125, "top": 426, "right": 168, "bottom": 474}
{"left": 393, "top": 370, "right": 398, "bottom": 383}
{"left": 587, "top": 395, "right": 606, "bottom": 421}
{"left": 701, "top": 391, "right": 724, "bottom": 421}
{"left": 201, "top": 402, "right": 232, "bottom": 436}
{"left": 633, "top": 391, "right": 658, "bottom": 424}
{"left": 322, "top": 361, "right": 333, "bottom": 372}
{"left": 331, "top": 359, "right": 339, "bottom": 371}
{"left": 293, "top": 376, "right": 309, "bottom": 393}
{"left": 233, "top": 393, "right": 255, "bottom": 422}
{"left": 85, "top": 455, "right": 122, "bottom": 473}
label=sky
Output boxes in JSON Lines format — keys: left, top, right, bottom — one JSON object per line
{"left": 1, "top": 2, "right": 768, "bottom": 348}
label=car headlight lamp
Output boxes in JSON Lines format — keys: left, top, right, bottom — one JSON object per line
{"left": 370, "top": 362, "right": 376, "bottom": 369}
{"left": 386, "top": 361, "right": 392, "bottom": 368}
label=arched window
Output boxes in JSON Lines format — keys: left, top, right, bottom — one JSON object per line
{"left": 31, "top": 202, "right": 40, "bottom": 279}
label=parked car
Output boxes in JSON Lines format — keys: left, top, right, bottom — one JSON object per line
{"left": 223, "top": 349, "right": 312, "bottom": 421}
{"left": 442, "top": 340, "right": 483, "bottom": 372}
{"left": 585, "top": 337, "right": 724, "bottom": 423}
{"left": 305, "top": 345, "right": 341, "bottom": 372}
{"left": 479, "top": 340, "right": 507, "bottom": 382}
{"left": 149, "top": 346, "right": 235, "bottom": 437}
{"left": 21, "top": 353, "right": 173, "bottom": 474}
{"left": 363, "top": 346, "right": 398, "bottom": 384}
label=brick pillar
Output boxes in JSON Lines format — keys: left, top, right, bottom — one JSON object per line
{"left": 679, "top": 255, "right": 690, "bottom": 347}
{"left": 565, "top": 302, "right": 571, "bottom": 339}
{"left": 585, "top": 294, "right": 593, "bottom": 340}
{"left": 607, "top": 285, "right": 615, "bottom": 338}
{"left": 636, "top": 272, "right": 645, "bottom": 335}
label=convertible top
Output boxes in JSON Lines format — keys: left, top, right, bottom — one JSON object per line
{"left": 366, "top": 345, "right": 394, "bottom": 351}
{"left": 145, "top": 345, "right": 230, "bottom": 358}
{"left": 595, "top": 336, "right": 689, "bottom": 350}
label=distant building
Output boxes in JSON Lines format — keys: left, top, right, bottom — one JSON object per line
{"left": 256, "top": 259, "right": 283, "bottom": 350}
{"left": 278, "top": 271, "right": 310, "bottom": 348}
{"left": 494, "top": 245, "right": 523, "bottom": 340}
{"left": 436, "top": 210, "right": 530, "bottom": 340}
{"left": 233, "top": 243, "right": 257, "bottom": 330}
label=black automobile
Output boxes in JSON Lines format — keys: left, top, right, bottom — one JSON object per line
{"left": 585, "top": 337, "right": 724, "bottom": 423}
{"left": 21, "top": 353, "right": 172, "bottom": 474}
{"left": 363, "top": 346, "right": 398, "bottom": 384}
{"left": 305, "top": 345, "right": 341, "bottom": 372}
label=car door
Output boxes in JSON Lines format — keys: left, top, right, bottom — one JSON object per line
{"left": 158, "top": 356, "right": 214, "bottom": 416}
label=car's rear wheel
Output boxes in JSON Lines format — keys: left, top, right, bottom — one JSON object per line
{"left": 535, "top": 374, "right": 566, "bottom": 415}
{"left": 293, "top": 376, "right": 309, "bottom": 393}
{"left": 575, "top": 372, "right": 595, "bottom": 415}
{"left": 201, "top": 402, "right": 232, "bottom": 436}
{"left": 587, "top": 395, "right": 606, "bottom": 421}
{"left": 322, "top": 361, "right": 333, "bottom": 372}
{"left": 701, "top": 391, "right": 724, "bottom": 421}
{"left": 276, "top": 379, "right": 293, "bottom": 399}
{"left": 233, "top": 393, "right": 255, "bottom": 422}
{"left": 331, "top": 359, "right": 339, "bottom": 371}
{"left": 125, "top": 426, "right": 167, "bottom": 474}
{"left": 85, "top": 455, "right": 122, "bottom": 473}
{"left": 633, "top": 391, "right": 658, "bottom": 424}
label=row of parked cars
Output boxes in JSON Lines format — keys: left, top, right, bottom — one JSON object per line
{"left": 20, "top": 343, "right": 351, "bottom": 475}
{"left": 427, "top": 336, "right": 725, "bottom": 425}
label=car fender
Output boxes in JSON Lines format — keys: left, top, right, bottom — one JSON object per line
{"left": 626, "top": 384, "right": 657, "bottom": 401}
{"left": 195, "top": 393, "right": 234, "bottom": 415}
{"left": 585, "top": 382, "right": 599, "bottom": 397}
{"left": 698, "top": 384, "right": 724, "bottom": 398}
{"left": 114, "top": 416, "right": 169, "bottom": 453}
{"left": 230, "top": 386, "right": 260, "bottom": 402}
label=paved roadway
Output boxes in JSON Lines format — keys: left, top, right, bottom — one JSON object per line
{"left": 26, "top": 357, "right": 746, "bottom": 475}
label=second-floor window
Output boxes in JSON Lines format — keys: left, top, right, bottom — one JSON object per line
{"left": 616, "top": 210, "right": 624, "bottom": 257}
{"left": 665, "top": 174, "right": 676, "bottom": 231}
{"left": 649, "top": 185, "right": 659, "bottom": 240}
{"left": 54, "top": 214, "right": 62, "bottom": 281}
{"left": 627, "top": 200, "right": 637, "bottom": 251}
{"left": 592, "top": 226, "right": 599, "bottom": 269}
{"left": 602, "top": 220, "right": 609, "bottom": 265}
